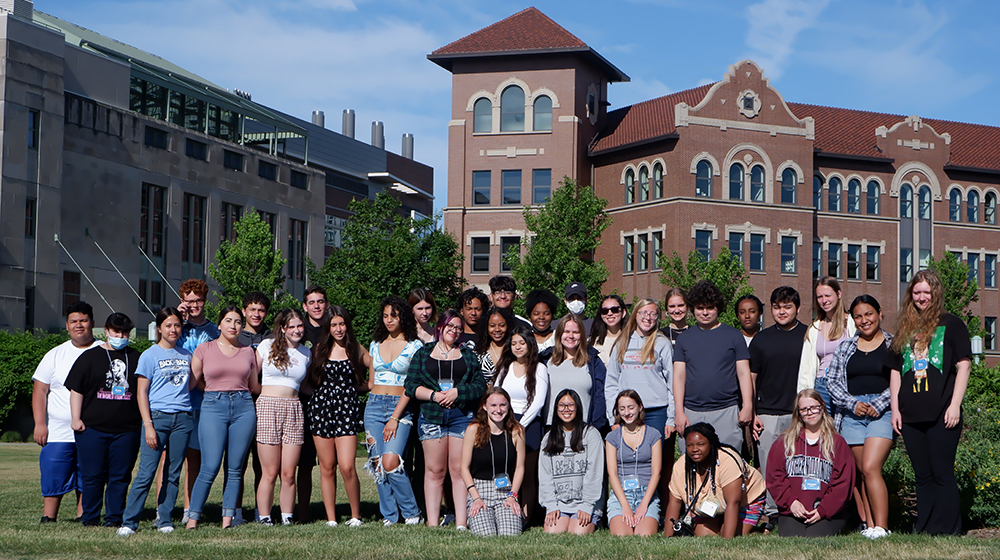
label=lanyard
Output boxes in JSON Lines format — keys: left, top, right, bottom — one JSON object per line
{"left": 104, "top": 347, "right": 129, "bottom": 377}
{"left": 489, "top": 431, "right": 508, "bottom": 479}
{"left": 617, "top": 427, "right": 642, "bottom": 481}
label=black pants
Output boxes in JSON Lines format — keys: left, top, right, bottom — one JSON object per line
{"left": 777, "top": 514, "right": 846, "bottom": 537}
{"left": 901, "top": 415, "right": 962, "bottom": 535}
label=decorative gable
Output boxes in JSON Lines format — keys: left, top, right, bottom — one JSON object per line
{"left": 876, "top": 115, "right": 951, "bottom": 164}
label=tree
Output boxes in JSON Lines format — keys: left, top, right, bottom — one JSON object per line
{"left": 505, "top": 177, "right": 612, "bottom": 317}
{"left": 207, "top": 210, "right": 298, "bottom": 322}
{"left": 927, "top": 252, "right": 984, "bottom": 337}
{"left": 309, "top": 193, "right": 465, "bottom": 343}
{"left": 658, "top": 247, "right": 754, "bottom": 328}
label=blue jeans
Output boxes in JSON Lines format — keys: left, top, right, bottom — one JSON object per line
{"left": 363, "top": 394, "right": 421, "bottom": 523}
{"left": 74, "top": 427, "right": 140, "bottom": 526}
{"left": 814, "top": 377, "right": 835, "bottom": 416}
{"left": 188, "top": 391, "right": 256, "bottom": 520}
{"left": 122, "top": 410, "right": 193, "bottom": 529}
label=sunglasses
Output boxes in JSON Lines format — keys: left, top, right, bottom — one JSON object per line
{"left": 600, "top": 306, "right": 623, "bottom": 315}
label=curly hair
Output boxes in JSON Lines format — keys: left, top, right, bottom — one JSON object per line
{"left": 179, "top": 279, "right": 208, "bottom": 299}
{"left": 685, "top": 280, "right": 724, "bottom": 312}
{"left": 891, "top": 270, "right": 945, "bottom": 354}
{"left": 456, "top": 287, "right": 489, "bottom": 313}
{"left": 267, "top": 308, "right": 306, "bottom": 372}
{"left": 471, "top": 387, "right": 524, "bottom": 448}
{"left": 373, "top": 296, "right": 418, "bottom": 343}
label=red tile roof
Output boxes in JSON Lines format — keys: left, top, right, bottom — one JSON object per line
{"left": 432, "top": 7, "right": 586, "bottom": 56}
{"left": 590, "top": 84, "right": 715, "bottom": 154}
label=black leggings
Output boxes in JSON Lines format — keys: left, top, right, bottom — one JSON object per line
{"left": 901, "top": 415, "right": 962, "bottom": 535}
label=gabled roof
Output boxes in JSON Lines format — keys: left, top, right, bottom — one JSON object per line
{"left": 590, "top": 84, "right": 715, "bottom": 154}
{"left": 429, "top": 7, "right": 628, "bottom": 82}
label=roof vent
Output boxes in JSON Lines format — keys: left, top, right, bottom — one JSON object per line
{"left": 312, "top": 110, "right": 325, "bottom": 128}
{"left": 342, "top": 109, "right": 355, "bottom": 138}
{"left": 0, "top": 0, "right": 33, "bottom": 19}
{"left": 402, "top": 133, "right": 414, "bottom": 159}
{"left": 371, "top": 121, "right": 384, "bottom": 149}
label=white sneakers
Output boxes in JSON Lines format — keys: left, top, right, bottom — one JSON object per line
{"left": 116, "top": 527, "right": 134, "bottom": 537}
{"left": 404, "top": 515, "right": 423, "bottom": 525}
{"left": 345, "top": 517, "right": 363, "bottom": 528}
{"left": 158, "top": 526, "right": 174, "bottom": 534}
{"left": 862, "top": 526, "right": 891, "bottom": 539}
{"left": 325, "top": 520, "right": 339, "bottom": 528}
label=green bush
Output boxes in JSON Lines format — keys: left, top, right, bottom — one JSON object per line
{"left": 1, "top": 430, "right": 26, "bottom": 442}
{"left": 0, "top": 330, "right": 68, "bottom": 426}
{"left": 966, "top": 361, "right": 1000, "bottom": 407}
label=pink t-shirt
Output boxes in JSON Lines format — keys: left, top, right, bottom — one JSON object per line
{"left": 194, "top": 341, "right": 256, "bottom": 392}
{"left": 816, "top": 327, "right": 850, "bottom": 379}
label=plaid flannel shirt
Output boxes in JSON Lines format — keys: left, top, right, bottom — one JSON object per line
{"left": 404, "top": 342, "right": 485, "bottom": 425}
{"left": 826, "top": 331, "right": 893, "bottom": 430}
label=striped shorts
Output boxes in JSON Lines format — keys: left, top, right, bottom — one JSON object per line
{"left": 256, "top": 395, "right": 304, "bottom": 446}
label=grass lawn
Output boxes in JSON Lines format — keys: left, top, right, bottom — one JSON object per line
{"left": 1, "top": 443, "right": 997, "bottom": 559}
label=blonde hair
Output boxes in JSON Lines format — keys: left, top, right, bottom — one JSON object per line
{"left": 891, "top": 270, "right": 945, "bottom": 354}
{"left": 782, "top": 389, "right": 836, "bottom": 462}
{"left": 814, "top": 276, "right": 847, "bottom": 341}
{"left": 612, "top": 298, "right": 665, "bottom": 366}
{"left": 551, "top": 314, "right": 589, "bottom": 368}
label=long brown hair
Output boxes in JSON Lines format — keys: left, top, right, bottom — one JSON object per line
{"left": 814, "top": 276, "right": 847, "bottom": 340}
{"left": 890, "top": 269, "right": 945, "bottom": 354}
{"left": 551, "top": 314, "right": 589, "bottom": 368}
{"left": 472, "top": 387, "right": 524, "bottom": 448}
{"left": 308, "top": 306, "right": 365, "bottom": 388}
{"left": 611, "top": 298, "right": 665, "bottom": 365}
{"left": 782, "top": 389, "right": 836, "bottom": 461}
{"left": 494, "top": 327, "right": 539, "bottom": 412}
{"left": 267, "top": 308, "right": 306, "bottom": 372}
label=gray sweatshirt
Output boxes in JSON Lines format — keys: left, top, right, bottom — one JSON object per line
{"left": 604, "top": 332, "right": 674, "bottom": 425}
{"left": 538, "top": 426, "right": 605, "bottom": 516}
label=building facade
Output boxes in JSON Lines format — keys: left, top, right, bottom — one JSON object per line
{"left": 432, "top": 7, "right": 1000, "bottom": 355}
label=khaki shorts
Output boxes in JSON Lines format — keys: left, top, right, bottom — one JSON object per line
{"left": 256, "top": 395, "right": 304, "bottom": 446}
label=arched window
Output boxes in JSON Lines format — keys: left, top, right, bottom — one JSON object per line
{"left": 847, "top": 179, "right": 861, "bottom": 213}
{"left": 949, "top": 189, "right": 962, "bottom": 222}
{"left": 653, "top": 163, "right": 663, "bottom": 198}
{"left": 729, "top": 163, "right": 744, "bottom": 200}
{"left": 639, "top": 166, "right": 650, "bottom": 202}
{"left": 533, "top": 95, "right": 552, "bottom": 132}
{"left": 866, "top": 180, "right": 880, "bottom": 215}
{"left": 500, "top": 86, "right": 525, "bottom": 132}
{"left": 750, "top": 166, "right": 764, "bottom": 202}
{"left": 828, "top": 177, "right": 842, "bottom": 211}
{"left": 625, "top": 169, "right": 635, "bottom": 204}
{"left": 696, "top": 161, "right": 712, "bottom": 197}
{"left": 968, "top": 191, "right": 980, "bottom": 223}
{"left": 781, "top": 168, "right": 796, "bottom": 204}
{"left": 473, "top": 98, "right": 492, "bottom": 133}
{"left": 918, "top": 185, "right": 932, "bottom": 220}
{"left": 900, "top": 183, "right": 913, "bottom": 218}
{"left": 986, "top": 192, "right": 997, "bottom": 225}
{"left": 813, "top": 176, "right": 823, "bottom": 210}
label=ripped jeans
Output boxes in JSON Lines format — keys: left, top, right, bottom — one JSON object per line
{"left": 363, "top": 393, "right": 421, "bottom": 523}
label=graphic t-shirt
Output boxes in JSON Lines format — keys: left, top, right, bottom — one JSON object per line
{"left": 136, "top": 344, "right": 192, "bottom": 413}
{"left": 32, "top": 339, "right": 102, "bottom": 442}
{"left": 64, "top": 346, "right": 142, "bottom": 433}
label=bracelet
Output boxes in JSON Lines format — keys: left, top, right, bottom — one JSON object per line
{"left": 467, "top": 484, "right": 476, "bottom": 491}
{"left": 430, "top": 391, "right": 436, "bottom": 402}
{"left": 507, "top": 491, "right": 519, "bottom": 501}
{"left": 143, "top": 421, "right": 153, "bottom": 425}
{"left": 473, "top": 497, "right": 484, "bottom": 503}
{"left": 390, "top": 416, "right": 400, "bottom": 422}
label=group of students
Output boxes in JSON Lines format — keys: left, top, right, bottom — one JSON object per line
{"left": 32, "top": 270, "right": 970, "bottom": 539}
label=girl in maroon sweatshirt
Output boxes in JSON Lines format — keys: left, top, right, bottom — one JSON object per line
{"left": 766, "top": 389, "right": 855, "bottom": 537}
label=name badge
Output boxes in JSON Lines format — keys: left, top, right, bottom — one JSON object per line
{"left": 697, "top": 499, "right": 719, "bottom": 517}
{"left": 493, "top": 474, "right": 511, "bottom": 490}
{"left": 439, "top": 381, "right": 454, "bottom": 391}
{"left": 914, "top": 358, "right": 928, "bottom": 371}
{"left": 801, "top": 478, "right": 821, "bottom": 491}
{"left": 112, "top": 386, "right": 126, "bottom": 396}
{"left": 622, "top": 477, "right": 640, "bottom": 491}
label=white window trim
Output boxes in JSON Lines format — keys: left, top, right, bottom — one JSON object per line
{"left": 691, "top": 223, "right": 718, "bottom": 240}
{"left": 725, "top": 222, "right": 770, "bottom": 243}
{"left": 722, "top": 143, "right": 773, "bottom": 202}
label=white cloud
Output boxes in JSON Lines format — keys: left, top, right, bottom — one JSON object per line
{"left": 744, "top": 0, "right": 832, "bottom": 79}
{"left": 274, "top": 0, "right": 357, "bottom": 11}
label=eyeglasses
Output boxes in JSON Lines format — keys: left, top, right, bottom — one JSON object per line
{"left": 443, "top": 324, "right": 463, "bottom": 332}
{"left": 600, "top": 306, "right": 623, "bottom": 315}
{"left": 492, "top": 290, "right": 513, "bottom": 297}
{"left": 557, "top": 403, "right": 577, "bottom": 411}
{"left": 182, "top": 298, "right": 205, "bottom": 305}
{"left": 798, "top": 405, "right": 823, "bottom": 416}
{"left": 637, "top": 311, "right": 659, "bottom": 319}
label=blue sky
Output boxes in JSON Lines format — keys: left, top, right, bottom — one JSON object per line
{"left": 39, "top": 0, "right": 1000, "bottom": 216}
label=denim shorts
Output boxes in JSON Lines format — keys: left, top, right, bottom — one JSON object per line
{"left": 417, "top": 408, "right": 474, "bottom": 441}
{"left": 839, "top": 393, "right": 893, "bottom": 445}
{"left": 607, "top": 485, "right": 660, "bottom": 522}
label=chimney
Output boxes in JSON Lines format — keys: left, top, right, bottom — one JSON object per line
{"left": 402, "top": 133, "right": 414, "bottom": 159}
{"left": 342, "top": 109, "right": 355, "bottom": 138}
{"left": 371, "top": 121, "right": 384, "bottom": 149}
{"left": 311, "top": 110, "right": 325, "bottom": 128}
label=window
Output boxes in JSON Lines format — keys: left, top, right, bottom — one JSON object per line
{"left": 695, "top": 161, "right": 712, "bottom": 197}
{"left": 186, "top": 138, "right": 207, "bottom": 160}
{"left": 828, "top": 177, "right": 842, "bottom": 211}
{"left": 918, "top": 186, "right": 932, "bottom": 219}
{"left": 62, "top": 270, "right": 81, "bottom": 312}
{"left": 900, "top": 184, "right": 913, "bottom": 218}
{"left": 182, "top": 193, "right": 206, "bottom": 277}
{"left": 144, "top": 127, "right": 169, "bottom": 149}
{"left": 781, "top": 236, "right": 796, "bottom": 273}
{"left": 258, "top": 160, "right": 278, "bottom": 181}
{"left": 750, "top": 165, "right": 764, "bottom": 202}
{"left": 900, "top": 248, "right": 913, "bottom": 282}
{"left": 866, "top": 246, "right": 880, "bottom": 281}
{"left": 638, "top": 234, "right": 649, "bottom": 270}
{"left": 813, "top": 242, "right": 822, "bottom": 278}
{"left": 140, "top": 184, "right": 167, "bottom": 258}
{"left": 625, "top": 169, "right": 635, "bottom": 204}
{"left": 500, "top": 86, "right": 525, "bottom": 132}
{"left": 258, "top": 210, "right": 277, "bottom": 239}
{"left": 987, "top": 254, "right": 997, "bottom": 288}
{"left": 846, "top": 244, "right": 861, "bottom": 280}
{"left": 653, "top": 163, "right": 664, "bottom": 198}
{"left": 986, "top": 317, "right": 997, "bottom": 351}
{"left": 220, "top": 202, "right": 242, "bottom": 243}
{"left": 695, "top": 230, "right": 712, "bottom": 260}
{"left": 501, "top": 170, "right": 521, "bottom": 205}
{"left": 968, "top": 191, "right": 980, "bottom": 223}
{"left": 473, "top": 171, "right": 491, "bottom": 205}
{"left": 749, "top": 233, "right": 765, "bottom": 271}
{"left": 471, "top": 237, "right": 490, "bottom": 273}
{"left": 729, "top": 232, "right": 744, "bottom": 264}
{"left": 500, "top": 236, "right": 519, "bottom": 272}
{"left": 290, "top": 170, "right": 308, "bottom": 190}
{"left": 638, "top": 166, "right": 650, "bottom": 202}
{"left": 919, "top": 249, "right": 931, "bottom": 271}
{"left": 828, "top": 243, "right": 842, "bottom": 278}
{"left": 729, "top": 164, "right": 744, "bottom": 200}
{"left": 949, "top": 189, "right": 962, "bottom": 222}
{"left": 287, "top": 219, "right": 307, "bottom": 297}
{"left": 866, "top": 180, "right": 880, "bottom": 215}
{"left": 847, "top": 179, "right": 861, "bottom": 213}
{"left": 473, "top": 98, "right": 492, "bottom": 133}
{"left": 28, "top": 109, "right": 40, "bottom": 149}
{"left": 25, "top": 197, "right": 36, "bottom": 238}
{"left": 813, "top": 176, "right": 823, "bottom": 210}
{"left": 652, "top": 231, "right": 663, "bottom": 269}
{"left": 532, "top": 169, "right": 551, "bottom": 204}
{"left": 969, "top": 253, "right": 980, "bottom": 286}
{"left": 223, "top": 150, "right": 244, "bottom": 171}
{"left": 533, "top": 96, "right": 552, "bottom": 132}
{"left": 624, "top": 235, "right": 635, "bottom": 273}
{"left": 987, "top": 192, "right": 997, "bottom": 225}
{"left": 781, "top": 168, "right": 796, "bottom": 204}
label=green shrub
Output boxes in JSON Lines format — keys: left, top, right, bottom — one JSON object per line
{"left": 966, "top": 362, "right": 1000, "bottom": 407}
{"left": 956, "top": 398, "right": 1000, "bottom": 528}
{"left": 0, "top": 331, "right": 68, "bottom": 426}
{"left": 1, "top": 430, "right": 25, "bottom": 442}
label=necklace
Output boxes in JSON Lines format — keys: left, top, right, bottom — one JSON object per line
{"left": 623, "top": 424, "right": 642, "bottom": 435}
{"left": 435, "top": 343, "right": 453, "bottom": 358}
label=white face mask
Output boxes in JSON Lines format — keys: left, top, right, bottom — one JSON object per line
{"left": 566, "top": 300, "right": 585, "bottom": 315}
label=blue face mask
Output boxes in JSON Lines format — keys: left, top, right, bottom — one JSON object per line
{"left": 108, "top": 336, "right": 129, "bottom": 350}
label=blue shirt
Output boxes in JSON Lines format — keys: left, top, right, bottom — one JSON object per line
{"left": 179, "top": 320, "right": 219, "bottom": 409}
{"left": 137, "top": 345, "right": 193, "bottom": 413}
